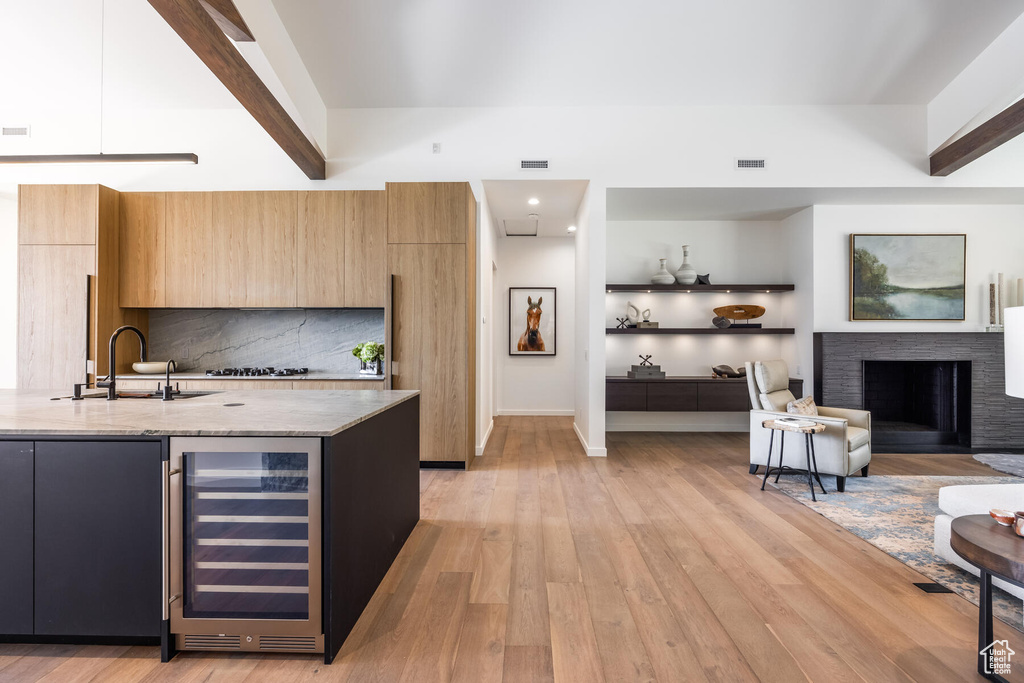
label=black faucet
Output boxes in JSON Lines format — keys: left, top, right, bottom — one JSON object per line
{"left": 96, "top": 325, "right": 147, "bottom": 400}
{"left": 160, "top": 360, "right": 178, "bottom": 401}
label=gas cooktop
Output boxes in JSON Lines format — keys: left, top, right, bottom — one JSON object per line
{"left": 205, "top": 367, "right": 309, "bottom": 377}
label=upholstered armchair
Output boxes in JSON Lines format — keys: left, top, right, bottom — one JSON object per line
{"left": 745, "top": 359, "right": 871, "bottom": 492}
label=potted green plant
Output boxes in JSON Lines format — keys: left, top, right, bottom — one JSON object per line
{"left": 353, "top": 341, "right": 385, "bottom": 375}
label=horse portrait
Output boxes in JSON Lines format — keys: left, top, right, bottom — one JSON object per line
{"left": 509, "top": 287, "right": 556, "bottom": 355}
{"left": 517, "top": 296, "right": 545, "bottom": 352}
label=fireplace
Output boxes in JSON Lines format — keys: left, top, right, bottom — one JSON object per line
{"left": 862, "top": 360, "right": 971, "bottom": 446}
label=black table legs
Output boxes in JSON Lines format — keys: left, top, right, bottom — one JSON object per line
{"left": 761, "top": 428, "right": 827, "bottom": 502}
{"left": 979, "top": 569, "right": 1011, "bottom": 682}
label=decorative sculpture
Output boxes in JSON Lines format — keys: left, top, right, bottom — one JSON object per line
{"left": 638, "top": 354, "right": 653, "bottom": 367}
{"left": 712, "top": 304, "right": 765, "bottom": 328}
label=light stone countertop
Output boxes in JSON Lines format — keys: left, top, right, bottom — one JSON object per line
{"left": 0, "top": 389, "right": 418, "bottom": 437}
{"left": 115, "top": 372, "right": 385, "bottom": 382}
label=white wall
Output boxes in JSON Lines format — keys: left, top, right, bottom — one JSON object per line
{"left": 779, "top": 207, "right": 815, "bottom": 395}
{"left": 475, "top": 189, "right": 498, "bottom": 454}
{"left": 813, "top": 204, "right": 1024, "bottom": 332}
{"left": 0, "top": 190, "right": 17, "bottom": 388}
{"left": 494, "top": 237, "right": 575, "bottom": 416}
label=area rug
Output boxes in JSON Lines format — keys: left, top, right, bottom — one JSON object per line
{"left": 974, "top": 453, "right": 1024, "bottom": 477}
{"left": 767, "top": 473, "right": 1024, "bottom": 631}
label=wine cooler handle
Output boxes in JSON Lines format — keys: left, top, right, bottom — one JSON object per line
{"left": 168, "top": 468, "right": 182, "bottom": 476}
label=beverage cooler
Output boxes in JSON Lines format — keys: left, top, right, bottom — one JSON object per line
{"left": 167, "top": 437, "right": 323, "bottom": 653}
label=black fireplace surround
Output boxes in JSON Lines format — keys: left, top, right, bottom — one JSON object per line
{"left": 815, "top": 332, "right": 1022, "bottom": 450}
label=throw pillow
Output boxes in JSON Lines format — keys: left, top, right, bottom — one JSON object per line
{"left": 787, "top": 396, "right": 818, "bottom": 416}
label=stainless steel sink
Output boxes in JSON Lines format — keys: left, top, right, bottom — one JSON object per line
{"left": 63, "top": 391, "right": 219, "bottom": 401}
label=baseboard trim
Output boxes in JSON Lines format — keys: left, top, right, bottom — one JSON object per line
{"left": 573, "top": 422, "right": 608, "bottom": 457}
{"left": 475, "top": 419, "right": 494, "bottom": 456}
{"left": 605, "top": 423, "right": 748, "bottom": 433}
{"left": 497, "top": 409, "right": 576, "bottom": 416}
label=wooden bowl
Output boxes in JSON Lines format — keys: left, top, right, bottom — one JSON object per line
{"left": 991, "top": 509, "right": 1016, "bottom": 526}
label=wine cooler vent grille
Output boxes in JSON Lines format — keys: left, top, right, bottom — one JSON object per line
{"left": 259, "top": 635, "right": 319, "bottom": 651}
{"left": 183, "top": 634, "right": 241, "bottom": 650}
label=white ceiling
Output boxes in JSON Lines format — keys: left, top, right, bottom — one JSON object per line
{"left": 607, "top": 187, "right": 1024, "bottom": 221}
{"left": 483, "top": 179, "right": 589, "bottom": 237}
{"left": 271, "top": 0, "right": 1024, "bottom": 108}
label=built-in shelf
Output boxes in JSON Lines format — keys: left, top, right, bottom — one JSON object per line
{"left": 605, "top": 283, "right": 794, "bottom": 293}
{"left": 607, "top": 327, "right": 795, "bottom": 335}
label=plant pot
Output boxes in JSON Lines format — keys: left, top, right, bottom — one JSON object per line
{"left": 360, "top": 360, "right": 383, "bottom": 376}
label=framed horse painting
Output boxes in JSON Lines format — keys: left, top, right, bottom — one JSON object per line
{"left": 509, "top": 287, "right": 556, "bottom": 356}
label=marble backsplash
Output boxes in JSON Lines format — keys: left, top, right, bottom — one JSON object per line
{"left": 147, "top": 309, "right": 385, "bottom": 373}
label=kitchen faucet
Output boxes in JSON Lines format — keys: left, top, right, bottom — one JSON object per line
{"left": 96, "top": 325, "right": 148, "bottom": 400}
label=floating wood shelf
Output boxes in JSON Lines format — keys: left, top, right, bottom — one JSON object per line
{"left": 605, "top": 284, "right": 794, "bottom": 293}
{"left": 606, "top": 327, "right": 795, "bottom": 335}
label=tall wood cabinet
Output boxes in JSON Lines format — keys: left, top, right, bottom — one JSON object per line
{"left": 387, "top": 182, "right": 477, "bottom": 467}
{"left": 17, "top": 185, "right": 147, "bottom": 390}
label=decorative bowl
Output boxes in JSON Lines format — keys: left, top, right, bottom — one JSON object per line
{"left": 132, "top": 361, "right": 176, "bottom": 374}
{"left": 991, "top": 509, "right": 1016, "bottom": 526}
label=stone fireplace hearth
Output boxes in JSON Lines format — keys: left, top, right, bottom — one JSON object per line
{"left": 814, "top": 333, "right": 1021, "bottom": 450}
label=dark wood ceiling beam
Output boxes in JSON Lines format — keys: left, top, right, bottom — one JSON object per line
{"left": 930, "top": 97, "right": 1024, "bottom": 176}
{"left": 148, "top": 0, "right": 326, "bottom": 180}
{"left": 198, "top": 0, "right": 254, "bottom": 41}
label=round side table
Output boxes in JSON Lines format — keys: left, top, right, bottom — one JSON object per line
{"left": 951, "top": 514, "right": 1024, "bottom": 681}
{"left": 760, "top": 418, "right": 827, "bottom": 502}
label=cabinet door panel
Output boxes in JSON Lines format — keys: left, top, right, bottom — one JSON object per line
{"left": 697, "top": 382, "right": 750, "bottom": 411}
{"left": 606, "top": 382, "right": 647, "bottom": 411}
{"left": 297, "top": 191, "right": 345, "bottom": 307}
{"left": 389, "top": 244, "right": 467, "bottom": 461}
{"left": 647, "top": 383, "right": 698, "bottom": 411}
{"left": 387, "top": 183, "right": 467, "bottom": 244}
{"left": 119, "top": 193, "right": 166, "bottom": 307}
{"left": 34, "top": 441, "right": 162, "bottom": 637}
{"left": 19, "top": 185, "right": 97, "bottom": 245}
{"left": 165, "top": 192, "right": 215, "bottom": 307}
{"left": 345, "top": 191, "right": 387, "bottom": 307}
{"left": 214, "top": 192, "right": 298, "bottom": 307}
{"left": 0, "top": 442, "right": 34, "bottom": 634}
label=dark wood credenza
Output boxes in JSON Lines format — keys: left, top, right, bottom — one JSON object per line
{"left": 606, "top": 376, "right": 803, "bottom": 412}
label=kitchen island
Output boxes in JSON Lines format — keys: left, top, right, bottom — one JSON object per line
{"left": 0, "top": 389, "right": 420, "bottom": 664}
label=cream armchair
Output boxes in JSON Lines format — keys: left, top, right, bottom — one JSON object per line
{"left": 745, "top": 360, "right": 871, "bottom": 492}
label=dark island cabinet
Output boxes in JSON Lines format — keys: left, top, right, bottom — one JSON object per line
{"left": 0, "top": 442, "right": 34, "bottom": 634}
{"left": 0, "top": 440, "right": 163, "bottom": 639}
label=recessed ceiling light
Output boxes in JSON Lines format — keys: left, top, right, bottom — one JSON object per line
{"left": 528, "top": 197, "right": 540, "bottom": 205}
{"left": 567, "top": 225, "right": 577, "bottom": 233}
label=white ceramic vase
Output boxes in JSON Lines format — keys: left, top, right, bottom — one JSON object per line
{"left": 675, "top": 245, "right": 697, "bottom": 285}
{"left": 651, "top": 258, "right": 676, "bottom": 285}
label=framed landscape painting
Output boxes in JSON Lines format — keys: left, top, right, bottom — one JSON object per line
{"left": 509, "top": 287, "right": 556, "bottom": 355}
{"left": 850, "top": 234, "right": 966, "bottom": 321}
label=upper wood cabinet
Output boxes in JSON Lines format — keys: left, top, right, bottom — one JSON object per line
{"left": 119, "top": 193, "right": 166, "bottom": 308}
{"left": 344, "top": 191, "right": 387, "bottom": 308}
{"left": 297, "top": 191, "right": 345, "bottom": 307}
{"left": 18, "top": 185, "right": 99, "bottom": 245}
{"left": 386, "top": 182, "right": 469, "bottom": 244}
{"left": 164, "top": 192, "right": 214, "bottom": 307}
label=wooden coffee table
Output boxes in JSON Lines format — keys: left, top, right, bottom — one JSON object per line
{"left": 951, "top": 514, "right": 1024, "bottom": 681}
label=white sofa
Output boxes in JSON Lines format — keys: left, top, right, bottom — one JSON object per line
{"left": 934, "top": 483, "right": 1024, "bottom": 602}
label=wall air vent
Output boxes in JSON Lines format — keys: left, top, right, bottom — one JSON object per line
{"left": 735, "top": 158, "right": 766, "bottom": 169}
{"left": 503, "top": 218, "right": 539, "bottom": 236}
{"left": 520, "top": 159, "right": 549, "bottom": 170}
{"left": 2, "top": 126, "right": 30, "bottom": 137}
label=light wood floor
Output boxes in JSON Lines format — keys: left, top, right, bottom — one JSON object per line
{"left": 2, "top": 417, "right": 1021, "bottom": 682}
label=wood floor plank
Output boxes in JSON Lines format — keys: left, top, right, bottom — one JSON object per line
{"left": 547, "top": 582, "right": 605, "bottom": 683}
{"left": 450, "top": 603, "right": 507, "bottom": 683}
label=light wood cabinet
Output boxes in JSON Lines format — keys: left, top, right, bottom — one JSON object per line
{"left": 389, "top": 243, "right": 471, "bottom": 464}
{"left": 344, "top": 191, "right": 387, "bottom": 307}
{"left": 297, "top": 191, "right": 345, "bottom": 307}
{"left": 213, "top": 192, "right": 298, "bottom": 307}
{"left": 386, "top": 182, "right": 468, "bottom": 244}
{"left": 164, "top": 192, "right": 215, "bottom": 307}
{"left": 18, "top": 185, "right": 98, "bottom": 245}
{"left": 18, "top": 185, "right": 148, "bottom": 390}
{"left": 301, "top": 380, "right": 384, "bottom": 390}
{"left": 119, "top": 193, "right": 165, "bottom": 308}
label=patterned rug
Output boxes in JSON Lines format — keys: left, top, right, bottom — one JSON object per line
{"left": 974, "top": 453, "right": 1024, "bottom": 477}
{"left": 767, "top": 473, "right": 1024, "bottom": 631}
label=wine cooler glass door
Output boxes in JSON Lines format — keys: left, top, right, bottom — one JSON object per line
{"left": 169, "top": 437, "right": 321, "bottom": 635}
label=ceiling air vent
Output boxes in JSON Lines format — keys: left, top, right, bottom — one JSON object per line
{"left": 503, "top": 218, "right": 539, "bottom": 236}
{"left": 520, "top": 159, "right": 549, "bottom": 171}
{"left": 2, "top": 126, "right": 30, "bottom": 137}
{"left": 735, "top": 158, "right": 766, "bottom": 169}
